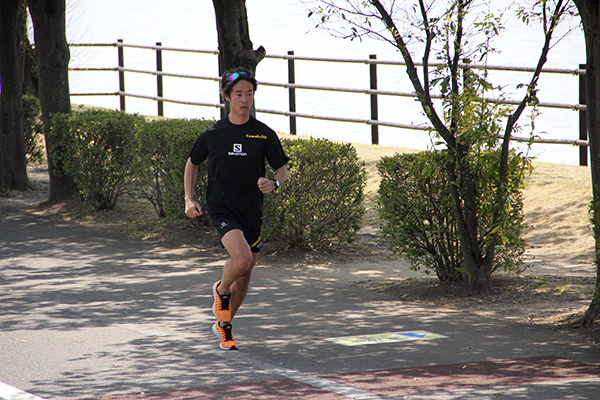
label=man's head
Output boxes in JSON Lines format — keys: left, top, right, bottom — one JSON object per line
{"left": 220, "top": 67, "right": 258, "bottom": 101}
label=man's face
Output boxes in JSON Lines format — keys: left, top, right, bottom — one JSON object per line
{"left": 225, "top": 79, "right": 254, "bottom": 116}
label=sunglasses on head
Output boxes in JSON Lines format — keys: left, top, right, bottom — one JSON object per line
{"left": 227, "top": 71, "right": 249, "bottom": 81}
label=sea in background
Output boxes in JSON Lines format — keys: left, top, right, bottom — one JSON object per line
{"left": 65, "top": 0, "right": 585, "bottom": 166}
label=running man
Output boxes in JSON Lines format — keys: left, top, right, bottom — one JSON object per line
{"left": 184, "top": 67, "right": 289, "bottom": 350}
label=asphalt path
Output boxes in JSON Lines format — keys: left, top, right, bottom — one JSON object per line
{"left": 1, "top": 203, "right": 599, "bottom": 400}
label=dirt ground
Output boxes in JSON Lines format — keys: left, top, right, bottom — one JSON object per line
{"left": 5, "top": 145, "right": 600, "bottom": 345}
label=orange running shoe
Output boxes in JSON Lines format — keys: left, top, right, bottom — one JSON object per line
{"left": 212, "top": 321, "right": 238, "bottom": 350}
{"left": 212, "top": 280, "right": 231, "bottom": 323}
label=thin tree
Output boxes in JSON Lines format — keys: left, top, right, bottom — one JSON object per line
{"left": 0, "top": 0, "right": 32, "bottom": 193}
{"left": 307, "top": 0, "right": 572, "bottom": 292}
{"left": 572, "top": 0, "right": 600, "bottom": 326}
{"left": 27, "top": 0, "right": 78, "bottom": 202}
{"left": 20, "top": 3, "right": 38, "bottom": 98}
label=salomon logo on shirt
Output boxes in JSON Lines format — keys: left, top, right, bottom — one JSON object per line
{"left": 228, "top": 143, "right": 247, "bottom": 157}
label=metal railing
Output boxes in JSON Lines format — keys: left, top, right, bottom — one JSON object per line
{"left": 68, "top": 40, "right": 590, "bottom": 165}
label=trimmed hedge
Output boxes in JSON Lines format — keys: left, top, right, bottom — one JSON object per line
{"left": 0, "top": 94, "right": 45, "bottom": 166}
{"left": 48, "top": 109, "right": 143, "bottom": 210}
{"left": 47, "top": 110, "right": 368, "bottom": 248}
{"left": 132, "top": 118, "right": 211, "bottom": 219}
{"left": 22, "top": 95, "right": 45, "bottom": 166}
{"left": 263, "top": 137, "right": 366, "bottom": 249}
{"left": 48, "top": 109, "right": 213, "bottom": 217}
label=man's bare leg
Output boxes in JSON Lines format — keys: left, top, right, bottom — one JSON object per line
{"left": 218, "top": 229, "right": 259, "bottom": 319}
{"left": 229, "top": 253, "right": 258, "bottom": 318}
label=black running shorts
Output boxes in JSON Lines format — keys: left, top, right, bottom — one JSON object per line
{"left": 209, "top": 215, "right": 262, "bottom": 253}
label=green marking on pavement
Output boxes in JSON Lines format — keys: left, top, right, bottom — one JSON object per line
{"left": 326, "top": 330, "right": 448, "bottom": 346}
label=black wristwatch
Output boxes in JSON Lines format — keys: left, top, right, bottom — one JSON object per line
{"left": 272, "top": 179, "right": 280, "bottom": 190}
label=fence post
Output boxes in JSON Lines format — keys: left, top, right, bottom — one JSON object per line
{"left": 579, "top": 63, "right": 587, "bottom": 167}
{"left": 370, "top": 54, "right": 379, "bottom": 145}
{"left": 288, "top": 50, "right": 296, "bottom": 135}
{"left": 156, "top": 42, "right": 164, "bottom": 117}
{"left": 117, "top": 39, "right": 125, "bottom": 111}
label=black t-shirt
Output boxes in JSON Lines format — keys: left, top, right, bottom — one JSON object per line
{"left": 189, "top": 116, "right": 289, "bottom": 227}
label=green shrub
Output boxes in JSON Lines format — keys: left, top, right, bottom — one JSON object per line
{"left": 48, "top": 109, "right": 144, "bottom": 210}
{"left": 132, "top": 118, "right": 213, "bottom": 219}
{"left": 22, "top": 95, "right": 45, "bottom": 166}
{"left": 378, "top": 150, "right": 526, "bottom": 281}
{"left": 472, "top": 148, "right": 528, "bottom": 276}
{"left": 0, "top": 95, "right": 45, "bottom": 166}
{"left": 378, "top": 151, "right": 461, "bottom": 280}
{"left": 263, "top": 137, "right": 366, "bottom": 249}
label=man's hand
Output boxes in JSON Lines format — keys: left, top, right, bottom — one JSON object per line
{"left": 185, "top": 199, "right": 203, "bottom": 218}
{"left": 258, "top": 177, "right": 276, "bottom": 194}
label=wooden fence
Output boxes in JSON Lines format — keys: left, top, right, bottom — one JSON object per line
{"left": 68, "top": 40, "right": 589, "bottom": 165}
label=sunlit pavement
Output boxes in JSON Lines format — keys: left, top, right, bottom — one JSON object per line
{"left": 1, "top": 205, "right": 599, "bottom": 400}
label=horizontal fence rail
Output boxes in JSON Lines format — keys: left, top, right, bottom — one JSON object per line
{"left": 68, "top": 40, "right": 590, "bottom": 165}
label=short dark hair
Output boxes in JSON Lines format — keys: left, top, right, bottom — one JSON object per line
{"left": 220, "top": 67, "right": 258, "bottom": 99}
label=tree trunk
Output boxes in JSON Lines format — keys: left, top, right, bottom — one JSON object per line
{"left": 573, "top": 0, "right": 600, "bottom": 326}
{"left": 212, "top": 0, "right": 265, "bottom": 118}
{"left": 445, "top": 149, "right": 493, "bottom": 293}
{"left": 0, "top": 0, "right": 32, "bottom": 193}
{"left": 27, "top": 0, "right": 77, "bottom": 202}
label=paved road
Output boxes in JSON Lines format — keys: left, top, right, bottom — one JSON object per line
{"left": 1, "top": 204, "right": 599, "bottom": 400}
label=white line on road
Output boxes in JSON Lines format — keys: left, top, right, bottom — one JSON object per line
{"left": 0, "top": 382, "right": 47, "bottom": 400}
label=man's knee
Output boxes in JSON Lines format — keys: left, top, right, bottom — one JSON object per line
{"left": 232, "top": 252, "right": 253, "bottom": 272}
